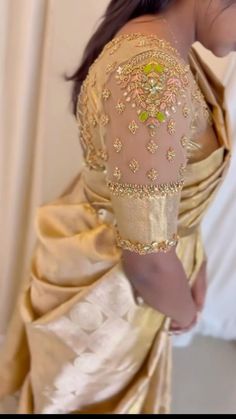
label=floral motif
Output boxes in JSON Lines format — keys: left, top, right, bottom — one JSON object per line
{"left": 147, "top": 168, "right": 159, "bottom": 182}
{"left": 146, "top": 139, "right": 159, "bottom": 154}
{"left": 115, "top": 51, "right": 190, "bottom": 131}
{"left": 102, "top": 88, "right": 111, "bottom": 101}
{"left": 116, "top": 100, "right": 126, "bottom": 114}
{"left": 129, "top": 159, "right": 139, "bottom": 173}
{"left": 129, "top": 120, "right": 139, "bottom": 135}
{"left": 116, "top": 231, "right": 179, "bottom": 255}
{"left": 113, "top": 167, "right": 122, "bottom": 180}
{"left": 106, "top": 179, "right": 184, "bottom": 198}
{"left": 101, "top": 114, "right": 110, "bottom": 126}
{"left": 106, "top": 62, "right": 117, "bottom": 74}
{"left": 167, "top": 119, "right": 176, "bottom": 135}
{"left": 166, "top": 147, "right": 176, "bottom": 162}
{"left": 183, "top": 104, "right": 190, "bottom": 118}
{"left": 113, "top": 138, "right": 123, "bottom": 153}
{"left": 97, "top": 149, "right": 109, "bottom": 161}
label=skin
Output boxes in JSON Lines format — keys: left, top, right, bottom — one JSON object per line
{"left": 119, "top": 0, "right": 236, "bottom": 333}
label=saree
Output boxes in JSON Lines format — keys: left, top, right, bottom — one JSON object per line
{"left": 0, "top": 39, "right": 232, "bottom": 414}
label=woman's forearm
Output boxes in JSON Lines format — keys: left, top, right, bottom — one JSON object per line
{"left": 122, "top": 247, "right": 197, "bottom": 327}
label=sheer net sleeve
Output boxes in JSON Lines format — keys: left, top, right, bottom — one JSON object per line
{"left": 102, "top": 49, "right": 192, "bottom": 254}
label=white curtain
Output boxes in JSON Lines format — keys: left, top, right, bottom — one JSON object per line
{"left": 0, "top": 0, "right": 236, "bottom": 344}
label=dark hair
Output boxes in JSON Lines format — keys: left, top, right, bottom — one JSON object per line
{"left": 65, "top": 0, "right": 174, "bottom": 116}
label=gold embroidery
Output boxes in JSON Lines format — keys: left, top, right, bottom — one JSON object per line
{"left": 167, "top": 119, "right": 176, "bottom": 135}
{"left": 106, "top": 179, "right": 184, "bottom": 198}
{"left": 129, "top": 159, "right": 139, "bottom": 173}
{"left": 97, "top": 149, "right": 109, "bottom": 161}
{"left": 113, "top": 138, "right": 123, "bottom": 153}
{"left": 102, "top": 88, "right": 111, "bottom": 101}
{"left": 150, "top": 129, "right": 156, "bottom": 137}
{"left": 116, "top": 100, "right": 126, "bottom": 114}
{"left": 166, "top": 147, "right": 176, "bottom": 162}
{"left": 113, "top": 167, "right": 122, "bottom": 180}
{"left": 115, "top": 50, "right": 190, "bottom": 131}
{"left": 89, "top": 116, "right": 97, "bottom": 128}
{"left": 192, "top": 81, "right": 212, "bottom": 124}
{"left": 104, "top": 36, "right": 123, "bottom": 54}
{"left": 147, "top": 168, "right": 158, "bottom": 182}
{"left": 104, "top": 33, "right": 182, "bottom": 59}
{"left": 183, "top": 104, "right": 190, "bottom": 118}
{"left": 129, "top": 120, "right": 139, "bottom": 135}
{"left": 146, "top": 139, "right": 159, "bottom": 154}
{"left": 90, "top": 74, "right": 96, "bottom": 88}
{"left": 115, "top": 231, "right": 179, "bottom": 255}
{"left": 77, "top": 80, "right": 105, "bottom": 171}
{"left": 179, "top": 163, "right": 186, "bottom": 177}
{"left": 106, "top": 62, "right": 117, "bottom": 74}
{"left": 101, "top": 114, "right": 110, "bottom": 126}
{"left": 75, "top": 34, "right": 191, "bottom": 172}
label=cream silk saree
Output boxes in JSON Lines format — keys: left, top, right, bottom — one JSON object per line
{"left": 0, "top": 39, "right": 232, "bottom": 413}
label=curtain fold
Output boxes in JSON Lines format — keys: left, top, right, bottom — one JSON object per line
{"left": 0, "top": 0, "right": 49, "bottom": 334}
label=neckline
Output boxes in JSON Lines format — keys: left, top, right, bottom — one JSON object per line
{"left": 104, "top": 31, "right": 190, "bottom": 67}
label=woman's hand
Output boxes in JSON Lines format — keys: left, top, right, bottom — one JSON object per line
{"left": 170, "top": 259, "right": 208, "bottom": 334}
{"left": 122, "top": 247, "right": 198, "bottom": 329}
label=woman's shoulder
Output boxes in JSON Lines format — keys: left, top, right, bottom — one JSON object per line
{"left": 87, "top": 31, "right": 191, "bottom": 93}
{"left": 100, "top": 31, "right": 187, "bottom": 66}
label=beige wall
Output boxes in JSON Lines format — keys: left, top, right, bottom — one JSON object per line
{"left": 41, "top": 0, "right": 109, "bottom": 203}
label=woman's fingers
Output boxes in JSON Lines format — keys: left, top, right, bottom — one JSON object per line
{"left": 169, "top": 312, "right": 199, "bottom": 334}
{"left": 169, "top": 260, "right": 207, "bottom": 336}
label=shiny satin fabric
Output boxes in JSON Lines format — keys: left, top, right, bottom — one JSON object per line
{"left": 0, "top": 46, "right": 232, "bottom": 414}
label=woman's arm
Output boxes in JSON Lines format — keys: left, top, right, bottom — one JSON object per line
{"left": 122, "top": 247, "right": 197, "bottom": 328}
{"left": 101, "top": 48, "right": 197, "bottom": 329}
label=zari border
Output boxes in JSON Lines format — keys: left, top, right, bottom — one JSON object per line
{"left": 106, "top": 179, "right": 184, "bottom": 199}
{"left": 116, "top": 231, "right": 179, "bottom": 255}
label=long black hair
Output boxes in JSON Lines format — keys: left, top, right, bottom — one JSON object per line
{"left": 65, "top": 0, "right": 174, "bottom": 115}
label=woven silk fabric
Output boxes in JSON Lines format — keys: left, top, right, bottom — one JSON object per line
{"left": 0, "top": 40, "right": 232, "bottom": 413}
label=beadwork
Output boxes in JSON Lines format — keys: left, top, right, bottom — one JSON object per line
{"left": 129, "top": 159, "right": 139, "bottom": 173}
{"left": 115, "top": 231, "right": 179, "bottom": 255}
{"left": 102, "top": 88, "right": 111, "bottom": 101}
{"left": 183, "top": 104, "right": 190, "bottom": 118}
{"left": 106, "top": 179, "right": 184, "bottom": 198}
{"left": 129, "top": 120, "right": 139, "bottom": 134}
{"left": 116, "top": 100, "right": 126, "bottom": 114}
{"left": 113, "top": 138, "right": 123, "bottom": 153}
{"left": 146, "top": 139, "right": 159, "bottom": 154}
{"left": 147, "top": 168, "right": 159, "bottom": 182}
{"left": 167, "top": 119, "right": 176, "bottom": 135}
{"left": 101, "top": 114, "right": 110, "bottom": 126}
{"left": 76, "top": 32, "right": 210, "bottom": 173}
{"left": 97, "top": 149, "right": 109, "bottom": 161}
{"left": 115, "top": 50, "right": 190, "bottom": 132}
{"left": 166, "top": 147, "right": 176, "bottom": 162}
{"left": 113, "top": 167, "right": 122, "bottom": 180}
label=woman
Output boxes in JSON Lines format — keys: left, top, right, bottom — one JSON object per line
{"left": 0, "top": 0, "right": 235, "bottom": 414}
